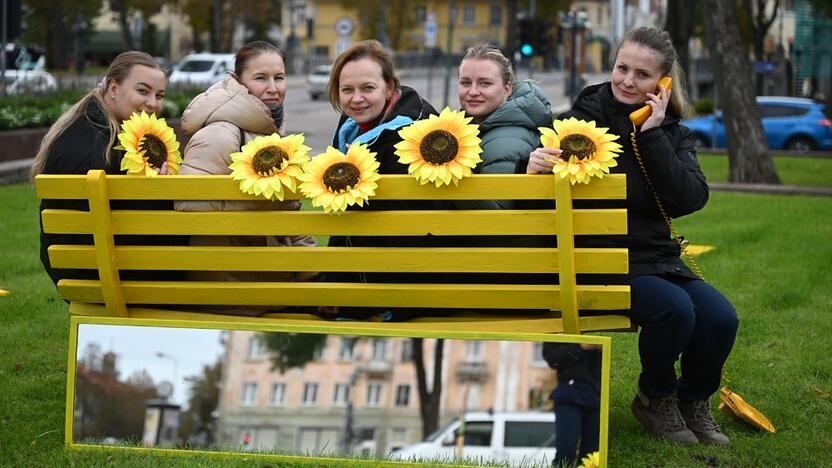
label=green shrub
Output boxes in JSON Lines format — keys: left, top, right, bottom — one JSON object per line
{"left": 694, "top": 96, "right": 715, "bottom": 115}
{"left": 0, "top": 87, "right": 203, "bottom": 130}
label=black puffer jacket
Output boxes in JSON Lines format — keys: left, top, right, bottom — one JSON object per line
{"left": 38, "top": 99, "right": 184, "bottom": 287}
{"left": 546, "top": 83, "right": 708, "bottom": 279}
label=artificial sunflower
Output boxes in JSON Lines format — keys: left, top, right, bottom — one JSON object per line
{"left": 229, "top": 133, "right": 310, "bottom": 201}
{"left": 539, "top": 117, "right": 623, "bottom": 185}
{"left": 394, "top": 107, "right": 483, "bottom": 187}
{"left": 298, "top": 143, "right": 380, "bottom": 213}
{"left": 578, "top": 451, "right": 601, "bottom": 468}
{"left": 117, "top": 111, "right": 182, "bottom": 176}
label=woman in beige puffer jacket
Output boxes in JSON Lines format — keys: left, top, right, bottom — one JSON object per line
{"left": 175, "top": 41, "right": 316, "bottom": 285}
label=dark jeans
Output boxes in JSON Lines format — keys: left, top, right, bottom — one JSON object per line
{"left": 553, "top": 402, "right": 599, "bottom": 467}
{"left": 629, "top": 275, "right": 739, "bottom": 402}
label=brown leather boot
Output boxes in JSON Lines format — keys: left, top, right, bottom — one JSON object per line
{"left": 679, "top": 399, "right": 731, "bottom": 445}
{"left": 631, "top": 386, "right": 698, "bottom": 444}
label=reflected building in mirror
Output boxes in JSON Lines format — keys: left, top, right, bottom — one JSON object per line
{"left": 214, "top": 331, "right": 557, "bottom": 456}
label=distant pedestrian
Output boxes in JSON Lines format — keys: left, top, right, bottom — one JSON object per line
{"left": 542, "top": 342, "right": 601, "bottom": 467}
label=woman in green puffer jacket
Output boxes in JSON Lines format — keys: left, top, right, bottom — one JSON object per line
{"left": 457, "top": 44, "right": 552, "bottom": 210}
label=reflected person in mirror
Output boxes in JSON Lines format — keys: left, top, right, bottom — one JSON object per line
{"left": 521, "top": 27, "right": 738, "bottom": 445}
{"left": 543, "top": 342, "right": 600, "bottom": 467}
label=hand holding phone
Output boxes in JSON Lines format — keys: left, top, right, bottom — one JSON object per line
{"left": 629, "top": 76, "right": 673, "bottom": 126}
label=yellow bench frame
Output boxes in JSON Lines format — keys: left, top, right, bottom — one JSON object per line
{"left": 35, "top": 171, "right": 631, "bottom": 335}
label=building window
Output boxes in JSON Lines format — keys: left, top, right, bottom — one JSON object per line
{"left": 312, "top": 343, "right": 325, "bottom": 361}
{"left": 391, "top": 427, "right": 407, "bottom": 443}
{"left": 532, "top": 342, "right": 547, "bottom": 367}
{"left": 465, "top": 340, "right": 484, "bottom": 361}
{"left": 303, "top": 383, "right": 319, "bottom": 406}
{"left": 338, "top": 337, "right": 356, "bottom": 361}
{"left": 241, "top": 382, "right": 258, "bottom": 406}
{"left": 371, "top": 338, "right": 389, "bottom": 361}
{"left": 415, "top": 5, "right": 427, "bottom": 23}
{"left": 400, "top": 339, "right": 413, "bottom": 362}
{"left": 333, "top": 383, "right": 351, "bottom": 406}
{"left": 463, "top": 5, "right": 476, "bottom": 25}
{"left": 269, "top": 382, "right": 286, "bottom": 406}
{"left": 489, "top": 3, "right": 502, "bottom": 25}
{"left": 395, "top": 384, "right": 410, "bottom": 407}
{"left": 466, "top": 383, "right": 481, "bottom": 409}
{"left": 247, "top": 336, "right": 264, "bottom": 359}
{"left": 366, "top": 383, "right": 383, "bottom": 407}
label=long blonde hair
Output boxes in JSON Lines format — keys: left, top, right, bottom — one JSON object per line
{"left": 30, "top": 51, "right": 162, "bottom": 179}
{"left": 612, "top": 27, "right": 692, "bottom": 118}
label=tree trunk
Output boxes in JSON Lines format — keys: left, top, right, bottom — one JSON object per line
{"left": 113, "top": 0, "right": 135, "bottom": 50}
{"left": 702, "top": 0, "right": 780, "bottom": 184}
{"left": 413, "top": 337, "right": 444, "bottom": 439}
{"left": 505, "top": 0, "right": 518, "bottom": 65}
{"left": 664, "top": 0, "right": 695, "bottom": 95}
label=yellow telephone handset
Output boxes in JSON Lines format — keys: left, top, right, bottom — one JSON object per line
{"left": 629, "top": 76, "right": 673, "bottom": 126}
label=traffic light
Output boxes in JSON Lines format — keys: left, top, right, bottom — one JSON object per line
{"left": 518, "top": 17, "right": 541, "bottom": 57}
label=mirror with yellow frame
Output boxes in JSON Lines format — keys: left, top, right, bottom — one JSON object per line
{"left": 68, "top": 318, "right": 610, "bottom": 467}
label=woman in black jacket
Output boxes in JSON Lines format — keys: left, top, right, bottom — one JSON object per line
{"left": 31, "top": 51, "right": 179, "bottom": 286}
{"left": 523, "top": 27, "right": 738, "bottom": 446}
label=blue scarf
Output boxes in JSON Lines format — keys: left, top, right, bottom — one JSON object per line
{"left": 336, "top": 115, "right": 414, "bottom": 153}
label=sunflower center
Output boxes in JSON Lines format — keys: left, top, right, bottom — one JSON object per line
{"left": 323, "top": 162, "right": 360, "bottom": 192}
{"left": 252, "top": 146, "right": 289, "bottom": 176}
{"left": 141, "top": 135, "right": 168, "bottom": 169}
{"left": 419, "top": 130, "right": 459, "bottom": 165}
{"left": 560, "top": 134, "right": 596, "bottom": 161}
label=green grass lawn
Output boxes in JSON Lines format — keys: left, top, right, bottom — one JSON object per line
{"left": 698, "top": 153, "right": 832, "bottom": 187}
{"left": 2, "top": 178, "right": 832, "bottom": 466}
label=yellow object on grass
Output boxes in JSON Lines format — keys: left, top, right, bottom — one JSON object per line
{"left": 395, "top": 107, "right": 483, "bottom": 187}
{"left": 298, "top": 143, "right": 380, "bottom": 213}
{"left": 117, "top": 111, "right": 182, "bottom": 176}
{"left": 540, "top": 117, "right": 623, "bottom": 185}
{"left": 686, "top": 244, "right": 716, "bottom": 256}
{"left": 229, "top": 133, "right": 309, "bottom": 201}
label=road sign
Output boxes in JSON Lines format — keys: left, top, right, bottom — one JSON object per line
{"left": 425, "top": 12, "right": 438, "bottom": 48}
{"left": 335, "top": 17, "right": 354, "bottom": 37}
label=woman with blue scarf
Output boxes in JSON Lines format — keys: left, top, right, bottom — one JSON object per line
{"left": 322, "top": 40, "right": 451, "bottom": 320}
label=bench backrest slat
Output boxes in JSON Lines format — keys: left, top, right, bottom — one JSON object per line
{"left": 35, "top": 174, "right": 626, "bottom": 201}
{"left": 57, "top": 280, "right": 630, "bottom": 311}
{"left": 41, "top": 209, "right": 627, "bottom": 236}
{"left": 46, "top": 245, "right": 629, "bottom": 274}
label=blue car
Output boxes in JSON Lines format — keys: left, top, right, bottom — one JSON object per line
{"left": 682, "top": 97, "right": 832, "bottom": 152}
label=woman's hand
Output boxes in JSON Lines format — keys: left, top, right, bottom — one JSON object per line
{"left": 526, "top": 147, "right": 563, "bottom": 174}
{"left": 640, "top": 84, "right": 671, "bottom": 132}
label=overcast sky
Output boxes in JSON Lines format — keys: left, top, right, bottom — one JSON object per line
{"left": 76, "top": 324, "right": 224, "bottom": 407}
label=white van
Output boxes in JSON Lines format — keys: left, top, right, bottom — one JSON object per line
{"left": 169, "top": 53, "right": 234, "bottom": 88}
{"left": 389, "top": 411, "right": 556, "bottom": 467}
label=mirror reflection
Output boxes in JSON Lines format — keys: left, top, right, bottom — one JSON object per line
{"left": 74, "top": 325, "right": 604, "bottom": 466}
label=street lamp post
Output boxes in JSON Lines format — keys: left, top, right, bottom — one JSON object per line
{"left": 561, "top": 10, "right": 590, "bottom": 104}
{"left": 156, "top": 351, "right": 178, "bottom": 400}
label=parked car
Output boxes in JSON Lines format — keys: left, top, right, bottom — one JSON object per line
{"left": 3, "top": 69, "right": 57, "bottom": 94}
{"left": 306, "top": 65, "right": 331, "bottom": 100}
{"left": 682, "top": 96, "right": 832, "bottom": 152}
{"left": 389, "top": 411, "right": 556, "bottom": 466}
{"left": 169, "top": 53, "right": 234, "bottom": 88}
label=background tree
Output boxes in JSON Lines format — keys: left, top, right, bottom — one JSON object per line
{"left": 703, "top": 0, "right": 780, "bottom": 183}
{"left": 179, "top": 0, "right": 212, "bottom": 52}
{"left": 741, "top": 0, "right": 781, "bottom": 95}
{"left": 21, "top": 0, "right": 102, "bottom": 69}
{"left": 339, "top": 0, "right": 414, "bottom": 51}
{"left": 178, "top": 360, "right": 222, "bottom": 446}
{"left": 412, "top": 337, "right": 443, "bottom": 438}
{"left": 664, "top": 0, "right": 697, "bottom": 94}
{"left": 260, "top": 332, "right": 328, "bottom": 373}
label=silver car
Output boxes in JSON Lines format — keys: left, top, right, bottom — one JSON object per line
{"left": 306, "top": 65, "right": 332, "bottom": 100}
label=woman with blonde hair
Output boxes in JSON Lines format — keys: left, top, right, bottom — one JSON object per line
{"left": 33, "top": 51, "right": 169, "bottom": 286}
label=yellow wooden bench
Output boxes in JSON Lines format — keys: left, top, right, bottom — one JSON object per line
{"left": 35, "top": 170, "right": 631, "bottom": 335}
